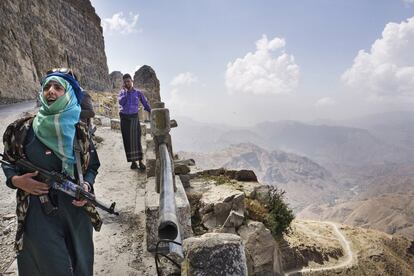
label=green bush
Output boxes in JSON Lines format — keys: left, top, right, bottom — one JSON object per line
{"left": 265, "top": 187, "right": 295, "bottom": 238}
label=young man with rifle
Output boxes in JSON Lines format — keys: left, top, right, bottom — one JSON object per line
{"left": 1, "top": 68, "right": 117, "bottom": 276}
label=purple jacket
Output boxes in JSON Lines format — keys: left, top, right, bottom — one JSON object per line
{"left": 118, "top": 88, "right": 151, "bottom": 114}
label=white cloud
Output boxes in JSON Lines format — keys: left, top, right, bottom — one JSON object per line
{"left": 170, "top": 72, "right": 198, "bottom": 86}
{"left": 225, "top": 34, "right": 300, "bottom": 95}
{"left": 315, "top": 97, "right": 336, "bottom": 107}
{"left": 403, "top": 0, "right": 414, "bottom": 3}
{"left": 342, "top": 17, "right": 414, "bottom": 100}
{"left": 102, "top": 12, "right": 139, "bottom": 35}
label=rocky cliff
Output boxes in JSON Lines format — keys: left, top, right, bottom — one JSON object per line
{"left": 0, "top": 0, "right": 110, "bottom": 103}
{"left": 133, "top": 65, "right": 161, "bottom": 107}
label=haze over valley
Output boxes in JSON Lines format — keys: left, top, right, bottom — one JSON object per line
{"left": 176, "top": 111, "right": 414, "bottom": 239}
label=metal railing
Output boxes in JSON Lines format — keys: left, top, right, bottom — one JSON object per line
{"left": 150, "top": 102, "right": 183, "bottom": 274}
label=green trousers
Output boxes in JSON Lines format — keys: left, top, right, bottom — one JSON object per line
{"left": 17, "top": 192, "right": 94, "bottom": 276}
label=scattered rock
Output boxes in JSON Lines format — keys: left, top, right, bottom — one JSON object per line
{"left": 175, "top": 164, "right": 191, "bottom": 175}
{"left": 2, "top": 214, "right": 15, "bottom": 221}
{"left": 197, "top": 168, "right": 257, "bottom": 182}
{"left": 110, "top": 119, "right": 121, "bottom": 130}
{"left": 175, "top": 159, "right": 196, "bottom": 167}
{"left": 199, "top": 185, "right": 245, "bottom": 231}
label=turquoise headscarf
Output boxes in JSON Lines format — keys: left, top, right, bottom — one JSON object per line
{"left": 32, "top": 76, "right": 81, "bottom": 177}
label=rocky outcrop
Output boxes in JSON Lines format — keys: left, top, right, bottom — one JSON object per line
{"left": 109, "top": 71, "right": 123, "bottom": 91}
{"left": 133, "top": 65, "right": 161, "bottom": 106}
{"left": 0, "top": 0, "right": 110, "bottom": 103}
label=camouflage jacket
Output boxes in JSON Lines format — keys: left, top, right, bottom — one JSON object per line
{"left": 2, "top": 115, "right": 102, "bottom": 252}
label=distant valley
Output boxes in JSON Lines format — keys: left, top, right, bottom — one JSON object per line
{"left": 176, "top": 111, "right": 414, "bottom": 239}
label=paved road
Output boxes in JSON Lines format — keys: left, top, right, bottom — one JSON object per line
{"left": 0, "top": 101, "right": 36, "bottom": 118}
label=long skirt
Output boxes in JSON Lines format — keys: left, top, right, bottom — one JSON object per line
{"left": 120, "top": 113, "right": 143, "bottom": 162}
{"left": 17, "top": 192, "right": 94, "bottom": 276}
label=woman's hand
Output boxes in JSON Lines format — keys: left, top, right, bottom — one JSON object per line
{"left": 11, "top": 172, "right": 49, "bottom": 195}
{"left": 72, "top": 182, "right": 90, "bottom": 207}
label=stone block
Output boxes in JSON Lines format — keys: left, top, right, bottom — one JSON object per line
{"left": 140, "top": 122, "right": 146, "bottom": 136}
{"left": 182, "top": 233, "right": 248, "bottom": 276}
{"left": 238, "top": 221, "right": 282, "bottom": 276}
{"left": 145, "top": 176, "right": 192, "bottom": 252}
{"left": 110, "top": 118, "right": 120, "bottom": 130}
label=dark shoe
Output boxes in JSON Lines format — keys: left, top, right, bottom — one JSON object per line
{"left": 138, "top": 161, "right": 146, "bottom": 170}
{"left": 130, "top": 162, "right": 138, "bottom": 169}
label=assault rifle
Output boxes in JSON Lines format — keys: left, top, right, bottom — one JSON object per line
{"left": 0, "top": 154, "right": 119, "bottom": 215}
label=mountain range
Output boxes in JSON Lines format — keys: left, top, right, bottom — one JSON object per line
{"left": 176, "top": 111, "right": 414, "bottom": 239}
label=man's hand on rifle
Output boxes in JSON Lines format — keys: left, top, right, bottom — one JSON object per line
{"left": 72, "top": 182, "right": 90, "bottom": 207}
{"left": 11, "top": 171, "right": 49, "bottom": 195}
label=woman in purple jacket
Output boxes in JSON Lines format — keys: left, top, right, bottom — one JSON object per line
{"left": 118, "top": 73, "right": 151, "bottom": 170}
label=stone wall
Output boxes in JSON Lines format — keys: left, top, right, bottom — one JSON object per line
{"left": 0, "top": 0, "right": 110, "bottom": 103}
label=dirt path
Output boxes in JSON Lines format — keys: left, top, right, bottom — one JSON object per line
{"left": 0, "top": 110, "right": 156, "bottom": 275}
{"left": 90, "top": 125, "right": 156, "bottom": 275}
{"left": 284, "top": 221, "right": 354, "bottom": 275}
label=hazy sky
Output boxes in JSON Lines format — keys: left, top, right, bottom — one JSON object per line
{"left": 90, "top": 0, "right": 414, "bottom": 126}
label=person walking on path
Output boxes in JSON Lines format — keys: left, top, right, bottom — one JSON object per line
{"left": 1, "top": 68, "right": 101, "bottom": 276}
{"left": 118, "top": 73, "right": 151, "bottom": 170}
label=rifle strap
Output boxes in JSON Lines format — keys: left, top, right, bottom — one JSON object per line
{"left": 73, "top": 138, "right": 84, "bottom": 186}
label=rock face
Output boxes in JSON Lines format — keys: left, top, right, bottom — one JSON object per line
{"left": 109, "top": 71, "right": 123, "bottom": 91}
{"left": 133, "top": 65, "right": 161, "bottom": 106}
{"left": 0, "top": 0, "right": 110, "bottom": 103}
{"left": 238, "top": 221, "right": 283, "bottom": 275}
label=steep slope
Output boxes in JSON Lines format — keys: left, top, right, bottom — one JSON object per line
{"left": 343, "top": 111, "right": 414, "bottom": 151}
{"left": 179, "top": 143, "right": 343, "bottom": 211}
{"left": 282, "top": 220, "right": 414, "bottom": 275}
{"left": 0, "top": 0, "right": 110, "bottom": 103}
{"left": 298, "top": 194, "right": 414, "bottom": 240}
{"left": 298, "top": 164, "right": 414, "bottom": 240}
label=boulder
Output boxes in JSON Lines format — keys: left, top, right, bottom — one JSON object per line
{"left": 199, "top": 185, "right": 245, "bottom": 231}
{"left": 109, "top": 71, "right": 123, "bottom": 91}
{"left": 174, "top": 164, "right": 191, "bottom": 175}
{"left": 238, "top": 221, "right": 283, "bottom": 276}
{"left": 175, "top": 159, "right": 196, "bottom": 166}
{"left": 252, "top": 185, "right": 272, "bottom": 207}
{"left": 133, "top": 65, "right": 161, "bottom": 107}
{"left": 182, "top": 233, "right": 248, "bottom": 276}
{"left": 235, "top": 170, "right": 258, "bottom": 182}
{"left": 219, "top": 210, "right": 245, "bottom": 234}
